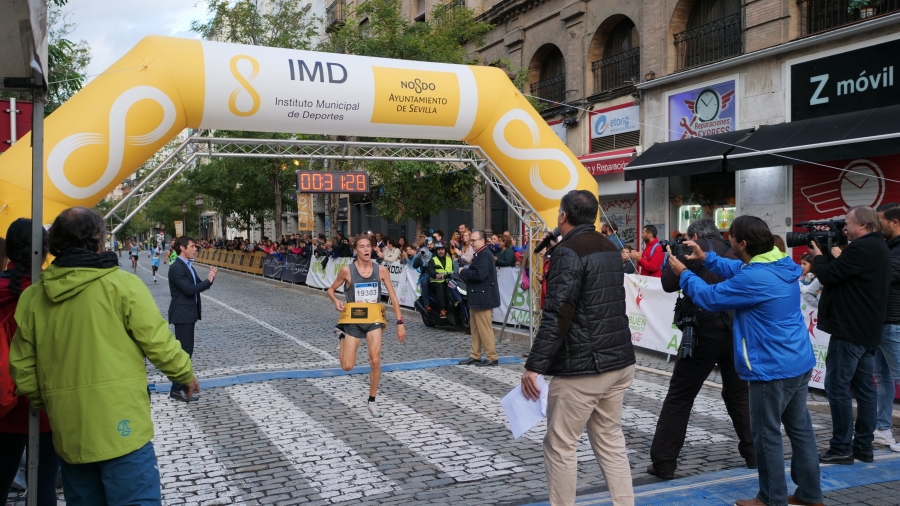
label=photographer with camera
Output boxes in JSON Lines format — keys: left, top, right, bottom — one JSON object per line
{"left": 668, "top": 216, "right": 820, "bottom": 506}
{"left": 810, "top": 206, "right": 890, "bottom": 465}
{"left": 647, "top": 219, "right": 756, "bottom": 481}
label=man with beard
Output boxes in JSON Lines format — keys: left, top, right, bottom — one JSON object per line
{"left": 628, "top": 225, "right": 664, "bottom": 277}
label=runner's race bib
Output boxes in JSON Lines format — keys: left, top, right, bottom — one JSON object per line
{"left": 354, "top": 282, "right": 380, "bottom": 303}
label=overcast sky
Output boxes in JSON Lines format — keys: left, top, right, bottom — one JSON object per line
{"left": 64, "top": 0, "right": 213, "bottom": 82}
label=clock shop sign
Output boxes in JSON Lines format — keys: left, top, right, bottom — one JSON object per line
{"left": 791, "top": 38, "right": 900, "bottom": 121}
{"left": 668, "top": 80, "right": 736, "bottom": 141}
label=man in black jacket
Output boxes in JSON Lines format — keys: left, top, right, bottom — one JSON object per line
{"left": 458, "top": 230, "right": 500, "bottom": 366}
{"left": 874, "top": 203, "right": 900, "bottom": 449}
{"left": 650, "top": 219, "right": 756, "bottom": 480}
{"left": 813, "top": 206, "right": 890, "bottom": 464}
{"left": 520, "top": 190, "right": 635, "bottom": 506}
{"left": 168, "top": 235, "right": 217, "bottom": 402}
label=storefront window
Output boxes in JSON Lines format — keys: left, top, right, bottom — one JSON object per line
{"left": 668, "top": 172, "right": 735, "bottom": 238}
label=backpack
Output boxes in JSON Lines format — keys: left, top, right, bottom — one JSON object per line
{"left": 0, "top": 309, "right": 18, "bottom": 417}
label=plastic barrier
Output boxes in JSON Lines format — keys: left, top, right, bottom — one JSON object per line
{"left": 0, "top": 36, "right": 599, "bottom": 233}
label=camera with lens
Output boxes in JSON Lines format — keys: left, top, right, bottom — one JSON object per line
{"left": 672, "top": 294, "right": 700, "bottom": 360}
{"left": 786, "top": 219, "right": 847, "bottom": 259}
{"left": 659, "top": 237, "right": 692, "bottom": 257}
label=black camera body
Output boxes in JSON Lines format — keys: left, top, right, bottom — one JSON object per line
{"left": 786, "top": 219, "right": 848, "bottom": 258}
{"left": 659, "top": 237, "right": 692, "bottom": 257}
{"left": 673, "top": 295, "right": 700, "bottom": 360}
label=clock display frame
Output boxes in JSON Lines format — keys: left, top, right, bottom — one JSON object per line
{"left": 296, "top": 171, "right": 371, "bottom": 194}
{"left": 695, "top": 89, "right": 720, "bottom": 122}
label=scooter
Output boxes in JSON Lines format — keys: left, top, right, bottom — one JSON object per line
{"left": 414, "top": 272, "right": 470, "bottom": 332}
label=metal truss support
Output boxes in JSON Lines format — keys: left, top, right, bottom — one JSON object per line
{"left": 104, "top": 136, "right": 547, "bottom": 344}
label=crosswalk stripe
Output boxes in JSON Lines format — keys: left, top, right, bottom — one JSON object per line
{"left": 629, "top": 378, "right": 733, "bottom": 422}
{"left": 310, "top": 375, "right": 525, "bottom": 482}
{"left": 389, "top": 369, "right": 603, "bottom": 461}
{"left": 463, "top": 366, "right": 732, "bottom": 445}
{"left": 227, "top": 383, "right": 399, "bottom": 502}
{"left": 151, "top": 397, "right": 247, "bottom": 505}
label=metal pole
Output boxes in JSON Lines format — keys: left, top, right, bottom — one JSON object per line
{"left": 7, "top": 97, "right": 17, "bottom": 146}
{"left": 27, "top": 86, "right": 44, "bottom": 506}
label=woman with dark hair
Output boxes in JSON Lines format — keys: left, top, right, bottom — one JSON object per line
{"left": 0, "top": 218, "right": 58, "bottom": 506}
{"left": 495, "top": 234, "right": 516, "bottom": 267}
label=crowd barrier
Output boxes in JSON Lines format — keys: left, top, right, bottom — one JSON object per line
{"left": 196, "top": 250, "right": 841, "bottom": 390}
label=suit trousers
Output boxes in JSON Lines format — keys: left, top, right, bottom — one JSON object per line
{"left": 544, "top": 366, "right": 635, "bottom": 506}
{"left": 649, "top": 336, "right": 755, "bottom": 474}
{"left": 171, "top": 323, "right": 196, "bottom": 393}
{"left": 468, "top": 308, "right": 498, "bottom": 362}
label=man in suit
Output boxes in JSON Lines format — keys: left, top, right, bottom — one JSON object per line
{"left": 168, "top": 235, "right": 217, "bottom": 402}
{"left": 457, "top": 230, "right": 501, "bottom": 366}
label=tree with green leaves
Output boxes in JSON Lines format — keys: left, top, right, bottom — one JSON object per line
{"left": 321, "top": 0, "right": 494, "bottom": 238}
{"left": 190, "top": 0, "right": 320, "bottom": 239}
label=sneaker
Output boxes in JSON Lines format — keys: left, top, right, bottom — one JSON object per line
{"left": 874, "top": 429, "right": 896, "bottom": 446}
{"left": 891, "top": 442, "right": 900, "bottom": 452}
{"left": 367, "top": 401, "right": 382, "bottom": 418}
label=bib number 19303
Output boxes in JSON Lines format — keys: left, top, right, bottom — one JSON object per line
{"left": 354, "top": 282, "right": 380, "bottom": 303}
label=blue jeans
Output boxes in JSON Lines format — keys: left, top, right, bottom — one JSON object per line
{"left": 824, "top": 337, "right": 878, "bottom": 454}
{"left": 875, "top": 324, "right": 900, "bottom": 431}
{"left": 419, "top": 276, "right": 430, "bottom": 307}
{"left": 748, "top": 370, "right": 822, "bottom": 506}
{"left": 60, "top": 441, "right": 161, "bottom": 506}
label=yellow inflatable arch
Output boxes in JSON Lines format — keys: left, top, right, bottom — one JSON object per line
{"left": 0, "top": 36, "right": 597, "bottom": 232}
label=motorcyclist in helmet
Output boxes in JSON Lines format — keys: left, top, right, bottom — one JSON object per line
{"left": 426, "top": 241, "right": 455, "bottom": 318}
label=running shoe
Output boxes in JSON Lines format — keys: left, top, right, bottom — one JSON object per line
{"left": 874, "top": 429, "right": 896, "bottom": 446}
{"left": 367, "top": 401, "right": 382, "bottom": 418}
{"left": 891, "top": 442, "right": 900, "bottom": 452}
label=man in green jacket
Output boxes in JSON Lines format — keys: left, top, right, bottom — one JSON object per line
{"left": 10, "top": 207, "right": 198, "bottom": 505}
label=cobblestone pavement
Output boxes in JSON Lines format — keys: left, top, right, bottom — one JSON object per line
{"left": 6, "top": 260, "right": 899, "bottom": 505}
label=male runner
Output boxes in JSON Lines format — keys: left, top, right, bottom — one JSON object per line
{"left": 150, "top": 241, "right": 162, "bottom": 282}
{"left": 129, "top": 239, "right": 140, "bottom": 272}
{"left": 327, "top": 235, "right": 406, "bottom": 418}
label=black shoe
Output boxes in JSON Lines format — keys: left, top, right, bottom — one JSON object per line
{"left": 745, "top": 458, "right": 758, "bottom": 470}
{"left": 646, "top": 464, "right": 674, "bottom": 480}
{"left": 458, "top": 358, "right": 480, "bottom": 365}
{"left": 475, "top": 360, "right": 499, "bottom": 367}
{"left": 169, "top": 389, "right": 190, "bottom": 402}
{"left": 852, "top": 449, "right": 874, "bottom": 463}
{"left": 818, "top": 450, "right": 854, "bottom": 465}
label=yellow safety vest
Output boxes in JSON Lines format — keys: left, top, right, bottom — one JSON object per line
{"left": 430, "top": 255, "right": 452, "bottom": 283}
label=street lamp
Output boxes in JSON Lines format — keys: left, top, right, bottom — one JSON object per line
{"left": 195, "top": 194, "right": 204, "bottom": 239}
{"left": 181, "top": 203, "right": 187, "bottom": 238}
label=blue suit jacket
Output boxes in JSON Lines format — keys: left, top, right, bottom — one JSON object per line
{"left": 168, "top": 258, "right": 212, "bottom": 324}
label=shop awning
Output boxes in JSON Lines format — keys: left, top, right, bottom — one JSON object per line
{"left": 726, "top": 105, "right": 900, "bottom": 171}
{"left": 578, "top": 148, "right": 636, "bottom": 176}
{"left": 623, "top": 129, "right": 755, "bottom": 181}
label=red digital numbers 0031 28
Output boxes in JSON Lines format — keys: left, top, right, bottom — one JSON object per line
{"left": 297, "top": 171, "right": 369, "bottom": 193}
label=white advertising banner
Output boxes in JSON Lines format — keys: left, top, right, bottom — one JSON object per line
{"left": 200, "top": 40, "right": 479, "bottom": 141}
{"left": 380, "top": 261, "right": 420, "bottom": 307}
{"left": 801, "top": 296, "right": 828, "bottom": 389}
{"left": 305, "top": 256, "right": 353, "bottom": 291}
{"left": 624, "top": 274, "right": 682, "bottom": 355}
{"left": 492, "top": 267, "right": 532, "bottom": 325}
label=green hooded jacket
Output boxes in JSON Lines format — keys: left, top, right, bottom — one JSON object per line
{"left": 9, "top": 265, "right": 194, "bottom": 464}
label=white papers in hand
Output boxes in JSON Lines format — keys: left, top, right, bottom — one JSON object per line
{"left": 500, "top": 375, "right": 548, "bottom": 439}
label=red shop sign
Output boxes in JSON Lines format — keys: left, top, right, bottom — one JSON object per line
{"left": 578, "top": 148, "right": 635, "bottom": 176}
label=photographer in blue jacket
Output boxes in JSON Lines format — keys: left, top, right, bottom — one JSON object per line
{"left": 667, "top": 215, "right": 821, "bottom": 506}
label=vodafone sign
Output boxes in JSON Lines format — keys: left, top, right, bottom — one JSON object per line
{"left": 792, "top": 154, "right": 899, "bottom": 259}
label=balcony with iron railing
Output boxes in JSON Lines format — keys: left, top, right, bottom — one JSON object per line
{"left": 326, "top": 0, "right": 345, "bottom": 32}
{"left": 591, "top": 47, "right": 640, "bottom": 94}
{"left": 529, "top": 74, "right": 566, "bottom": 105}
{"left": 674, "top": 13, "right": 743, "bottom": 71}
{"left": 797, "top": 0, "right": 900, "bottom": 36}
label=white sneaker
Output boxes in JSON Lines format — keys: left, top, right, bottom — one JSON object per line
{"left": 874, "top": 429, "right": 896, "bottom": 446}
{"left": 367, "top": 401, "right": 382, "bottom": 418}
{"left": 891, "top": 442, "right": 900, "bottom": 452}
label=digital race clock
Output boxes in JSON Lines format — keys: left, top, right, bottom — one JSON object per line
{"left": 296, "top": 171, "right": 370, "bottom": 194}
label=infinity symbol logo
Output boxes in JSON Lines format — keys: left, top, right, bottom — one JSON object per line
{"left": 229, "top": 55, "right": 261, "bottom": 117}
{"left": 492, "top": 109, "right": 578, "bottom": 200}
{"left": 47, "top": 86, "right": 176, "bottom": 200}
